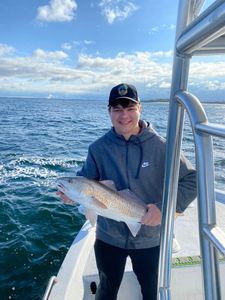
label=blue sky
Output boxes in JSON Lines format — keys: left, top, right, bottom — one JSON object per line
{"left": 0, "top": 0, "right": 224, "bottom": 101}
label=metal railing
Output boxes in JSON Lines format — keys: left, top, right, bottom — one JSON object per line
{"left": 158, "top": 1, "right": 225, "bottom": 299}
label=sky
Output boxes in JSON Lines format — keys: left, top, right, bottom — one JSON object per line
{"left": 0, "top": 0, "right": 224, "bottom": 101}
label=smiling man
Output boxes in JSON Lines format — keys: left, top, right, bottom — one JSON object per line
{"left": 58, "top": 83, "right": 197, "bottom": 300}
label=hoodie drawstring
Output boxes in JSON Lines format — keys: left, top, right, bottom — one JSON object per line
{"left": 134, "top": 137, "right": 143, "bottom": 179}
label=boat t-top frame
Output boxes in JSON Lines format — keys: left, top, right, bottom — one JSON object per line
{"left": 158, "top": 0, "right": 225, "bottom": 299}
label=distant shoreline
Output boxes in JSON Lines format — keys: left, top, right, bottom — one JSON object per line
{"left": 142, "top": 99, "right": 225, "bottom": 104}
{"left": 0, "top": 96, "right": 224, "bottom": 104}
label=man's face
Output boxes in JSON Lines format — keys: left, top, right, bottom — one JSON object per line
{"left": 109, "top": 102, "right": 142, "bottom": 140}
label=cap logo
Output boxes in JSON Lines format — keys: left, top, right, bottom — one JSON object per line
{"left": 118, "top": 84, "right": 128, "bottom": 96}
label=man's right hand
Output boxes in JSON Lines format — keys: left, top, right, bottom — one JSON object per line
{"left": 56, "top": 191, "right": 75, "bottom": 205}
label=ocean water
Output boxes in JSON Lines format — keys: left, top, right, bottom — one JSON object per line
{"left": 0, "top": 97, "right": 224, "bottom": 300}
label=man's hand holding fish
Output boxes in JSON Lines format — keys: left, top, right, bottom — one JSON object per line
{"left": 56, "top": 191, "right": 74, "bottom": 205}
{"left": 141, "top": 204, "right": 162, "bottom": 226}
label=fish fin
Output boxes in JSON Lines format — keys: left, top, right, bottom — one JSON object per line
{"left": 126, "top": 222, "right": 142, "bottom": 237}
{"left": 85, "top": 209, "right": 97, "bottom": 226}
{"left": 92, "top": 197, "right": 108, "bottom": 209}
{"left": 99, "top": 180, "right": 117, "bottom": 191}
{"left": 78, "top": 205, "right": 97, "bottom": 226}
{"left": 118, "top": 189, "right": 146, "bottom": 207}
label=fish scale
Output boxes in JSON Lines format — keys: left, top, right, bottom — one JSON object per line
{"left": 92, "top": 181, "right": 145, "bottom": 218}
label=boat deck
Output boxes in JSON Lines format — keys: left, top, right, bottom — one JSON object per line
{"left": 82, "top": 200, "right": 225, "bottom": 299}
{"left": 45, "top": 199, "right": 225, "bottom": 300}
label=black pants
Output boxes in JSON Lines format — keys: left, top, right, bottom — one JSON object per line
{"left": 94, "top": 239, "right": 160, "bottom": 300}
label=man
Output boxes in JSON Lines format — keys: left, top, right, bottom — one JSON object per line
{"left": 58, "top": 83, "right": 196, "bottom": 300}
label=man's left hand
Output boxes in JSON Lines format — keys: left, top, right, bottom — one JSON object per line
{"left": 141, "top": 204, "right": 162, "bottom": 226}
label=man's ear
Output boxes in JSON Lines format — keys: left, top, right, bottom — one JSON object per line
{"left": 108, "top": 106, "right": 112, "bottom": 118}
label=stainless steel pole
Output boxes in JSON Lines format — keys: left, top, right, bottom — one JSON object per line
{"left": 157, "top": 1, "right": 198, "bottom": 299}
{"left": 175, "top": 91, "right": 222, "bottom": 300}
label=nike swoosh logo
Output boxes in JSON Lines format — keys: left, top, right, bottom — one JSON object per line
{"left": 141, "top": 162, "right": 151, "bottom": 168}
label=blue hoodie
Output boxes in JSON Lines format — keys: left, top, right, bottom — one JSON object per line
{"left": 77, "top": 120, "right": 196, "bottom": 249}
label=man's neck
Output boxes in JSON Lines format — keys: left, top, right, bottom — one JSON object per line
{"left": 122, "top": 125, "right": 141, "bottom": 140}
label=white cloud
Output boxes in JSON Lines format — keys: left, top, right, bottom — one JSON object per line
{"left": 150, "top": 50, "right": 173, "bottom": 58}
{"left": 84, "top": 40, "right": 95, "bottom": 45}
{"left": 0, "top": 46, "right": 225, "bottom": 99}
{"left": 0, "top": 44, "right": 15, "bottom": 56}
{"left": 149, "top": 24, "right": 175, "bottom": 35}
{"left": 61, "top": 40, "right": 95, "bottom": 52}
{"left": 37, "top": 0, "right": 77, "bottom": 22}
{"left": 99, "top": 0, "right": 138, "bottom": 24}
{"left": 61, "top": 43, "right": 72, "bottom": 51}
{"left": 190, "top": 62, "right": 225, "bottom": 79}
{"left": 188, "top": 61, "right": 225, "bottom": 95}
{"left": 0, "top": 50, "right": 171, "bottom": 96}
{"left": 159, "top": 81, "right": 171, "bottom": 89}
{"left": 150, "top": 26, "right": 159, "bottom": 33}
{"left": 33, "top": 49, "right": 68, "bottom": 61}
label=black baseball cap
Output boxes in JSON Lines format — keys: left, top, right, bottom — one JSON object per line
{"left": 108, "top": 83, "right": 140, "bottom": 106}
